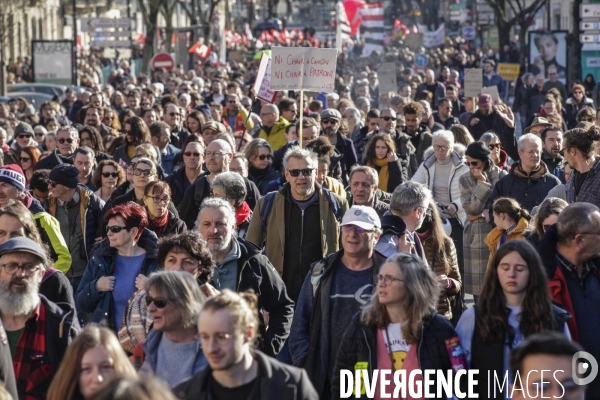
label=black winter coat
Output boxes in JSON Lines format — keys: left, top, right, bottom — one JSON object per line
{"left": 165, "top": 168, "right": 205, "bottom": 208}
{"left": 173, "top": 350, "right": 318, "bottom": 400}
{"left": 331, "top": 312, "right": 467, "bottom": 400}
{"left": 40, "top": 268, "right": 75, "bottom": 308}
{"left": 248, "top": 163, "right": 282, "bottom": 195}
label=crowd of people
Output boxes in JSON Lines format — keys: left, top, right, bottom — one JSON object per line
{"left": 0, "top": 42, "right": 599, "bottom": 400}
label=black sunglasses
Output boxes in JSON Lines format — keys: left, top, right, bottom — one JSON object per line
{"left": 20, "top": 157, "right": 31, "bottom": 162}
{"left": 381, "top": 116, "right": 396, "bottom": 121}
{"left": 321, "top": 119, "right": 337, "bottom": 125}
{"left": 102, "top": 172, "right": 119, "bottom": 178}
{"left": 257, "top": 154, "right": 272, "bottom": 161}
{"left": 488, "top": 143, "right": 502, "bottom": 150}
{"left": 58, "top": 138, "right": 74, "bottom": 144}
{"left": 467, "top": 161, "right": 480, "bottom": 167}
{"left": 184, "top": 151, "right": 202, "bottom": 157}
{"left": 106, "top": 225, "right": 128, "bottom": 233}
{"left": 49, "top": 181, "right": 57, "bottom": 188}
{"left": 287, "top": 168, "right": 314, "bottom": 177}
{"left": 146, "top": 295, "right": 172, "bottom": 308}
{"left": 17, "top": 134, "right": 32, "bottom": 139}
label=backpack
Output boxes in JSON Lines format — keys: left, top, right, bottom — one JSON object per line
{"left": 259, "top": 187, "right": 343, "bottom": 246}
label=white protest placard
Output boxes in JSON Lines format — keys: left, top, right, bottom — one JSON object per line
{"left": 482, "top": 86, "right": 500, "bottom": 102}
{"left": 377, "top": 62, "right": 398, "bottom": 94}
{"left": 463, "top": 68, "right": 483, "bottom": 98}
{"left": 253, "top": 53, "right": 277, "bottom": 103}
{"left": 33, "top": 41, "right": 73, "bottom": 85}
{"left": 270, "top": 47, "right": 338, "bottom": 92}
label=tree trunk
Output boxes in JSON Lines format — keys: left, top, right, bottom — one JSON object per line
{"left": 567, "top": 0, "right": 582, "bottom": 87}
{"left": 165, "top": 17, "right": 174, "bottom": 53}
{"left": 518, "top": 21, "right": 529, "bottom": 67}
{"left": 497, "top": 18, "right": 511, "bottom": 62}
{"left": 142, "top": 7, "right": 159, "bottom": 74}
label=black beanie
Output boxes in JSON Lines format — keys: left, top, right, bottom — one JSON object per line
{"left": 465, "top": 141, "right": 491, "bottom": 162}
{"left": 49, "top": 164, "right": 80, "bottom": 189}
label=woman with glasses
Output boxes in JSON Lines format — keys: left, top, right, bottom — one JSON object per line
{"left": 565, "top": 84, "right": 595, "bottom": 129}
{"left": 92, "top": 160, "right": 126, "bottom": 202}
{"left": 525, "top": 197, "right": 568, "bottom": 248}
{"left": 576, "top": 106, "right": 596, "bottom": 124}
{"left": 138, "top": 271, "right": 208, "bottom": 387}
{"left": 143, "top": 181, "right": 186, "bottom": 237}
{"left": 244, "top": 139, "right": 280, "bottom": 195}
{"left": 33, "top": 125, "right": 47, "bottom": 149}
{"left": 460, "top": 142, "right": 507, "bottom": 301}
{"left": 47, "top": 325, "right": 137, "bottom": 400}
{"left": 103, "top": 108, "right": 122, "bottom": 132}
{"left": 479, "top": 132, "right": 510, "bottom": 172}
{"left": 363, "top": 133, "right": 405, "bottom": 194}
{"left": 456, "top": 240, "right": 570, "bottom": 398}
{"left": 113, "top": 116, "right": 152, "bottom": 166}
{"left": 19, "top": 145, "right": 41, "bottom": 187}
{"left": 332, "top": 253, "right": 468, "bottom": 398}
{"left": 4, "top": 122, "right": 38, "bottom": 165}
{"left": 413, "top": 130, "right": 469, "bottom": 271}
{"left": 76, "top": 202, "right": 159, "bottom": 332}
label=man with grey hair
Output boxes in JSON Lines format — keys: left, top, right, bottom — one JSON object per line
{"left": 247, "top": 146, "right": 349, "bottom": 302}
{"left": 416, "top": 69, "right": 446, "bottom": 108}
{"left": 36, "top": 126, "right": 80, "bottom": 171}
{"left": 342, "top": 107, "right": 363, "bottom": 140}
{"left": 489, "top": 133, "right": 560, "bottom": 212}
{"left": 210, "top": 171, "right": 252, "bottom": 238}
{"left": 178, "top": 139, "right": 260, "bottom": 229}
{"left": 0, "top": 237, "right": 80, "bottom": 399}
{"left": 288, "top": 205, "right": 385, "bottom": 397}
{"left": 326, "top": 92, "right": 339, "bottom": 109}
{"left": 375, "top": 181, "right": 431, "bottom": 262}
{"left": 538, "top": 202, "right": 600, "bottom": 396}
{"left": 258, "top": 103, "right": 290, "bottom": 151}
{"left": 348, "top": 165, "right": 390, "bottom": 218}
{"left": 196, "top": 198, "right": 294, "bottom": 357}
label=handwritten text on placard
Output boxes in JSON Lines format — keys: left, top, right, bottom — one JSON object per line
{"left": 270, "top": 47, "right": 337, "bottom": 92}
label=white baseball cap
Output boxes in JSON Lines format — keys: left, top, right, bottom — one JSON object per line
{"left": 341, "top": 205, "right": 381, "bottom": 230}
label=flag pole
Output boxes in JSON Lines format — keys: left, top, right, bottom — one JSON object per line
{"left": 299, "top": 90, "right": 304, "bottom": 148}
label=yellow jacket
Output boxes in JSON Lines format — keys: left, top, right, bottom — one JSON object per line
{"left": 484, "top": 217, "right": 529, "bottom": 268}
{"left": 258, "top": 117, "right": 290, "bottom": 150}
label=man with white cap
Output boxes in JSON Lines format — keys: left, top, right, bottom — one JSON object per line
{"left": 288, "top": 205, "right": 386, "bottom": 398}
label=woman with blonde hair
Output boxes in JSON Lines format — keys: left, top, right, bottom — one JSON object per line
{"left": 47, "top": 324, "right": 137, "bottom": 400}
{"left": 332, "top": 253, "right": 468, "bottom": 398}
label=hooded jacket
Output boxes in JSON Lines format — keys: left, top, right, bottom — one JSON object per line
{"left": 484, "top": 216, "right": 529, "bottom": 265}
{"left": 258, "top": 117, "right": 291, "bottom": 151}
{"left": 75, "top": 229, "right": 159, "bottom": 326}
{"left": 489, "top": 161, "right": 560, "bottom": 213}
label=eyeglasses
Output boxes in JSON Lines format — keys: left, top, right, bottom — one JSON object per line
{"left": 488, "top": 143, "right": 502, "bottom": 150}
{"left": 48, "top": 181, "right": 58, "bottom": 188}
{"left": 145, "top": 295, "right": 174, "bottom": 308}
{"left": 342, "top": 225, "right": 373, "bottom": 234}
{"left": 0, "top": 263, "right": 41, "bottom": 275}
{"left": 133, "top": 168, "right": 155, "bottom": 177}
{"left": 17, "top": 134, "right": 32, "bottom": 139}
{"left": 199, "top": 332, "right": 233, "bottom": 346}
{"left": 257, "top": 154, "right": 272, "bottom": 161}
{"left": 377, "top": 274, "right": 403, "bottom": 285}
{"left": 467, "top": 161, "right": 481, "bottom": 167}
{"left": 433, "top": 145, "right": 449, "bottom": 151}
{"left": 106, "top": 225, "right": 129, "bottom": 233}
{"left": 322, "top": 119, "right": 337, "bottom": 125}
{"left": 20, "top": 157, "right": 31, "bottom": 163}
{"left": 58, "top": 138, "right": 74, "bottom": 144}
{"left": 287, "top": 168, "right": 314, "bottom": 177}
{"left": 184, "top": 151, "right": 202, "bottom": 157}
{"left": 146, "top": 195, "right": 170, "bottom": 204}
{"left": 580, "top": 117, "right": 594, "bottom": 122}
{"left": 102, "top": 172, "right": 119, "bottom": 178}
{"left": 417, "top": 206, "right": 432, "bottom": 215}
{"left": 35, "top": 132, "right": 44, "bottom": 137}
{"left": 381, "top": 116, "right": 396, "bottom": 121}
{"left": 205, "top": 151, "right": 229, "bottom": 158}
{"left": 168, "top": 112, "right": 177, "bottom": 116}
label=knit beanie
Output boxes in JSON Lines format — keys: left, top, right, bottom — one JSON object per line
{"left": 49, "top": 164, "right": 80, "bottom": 189}
{"left": 0, "top": 165, "right": 26, "bottom": 191}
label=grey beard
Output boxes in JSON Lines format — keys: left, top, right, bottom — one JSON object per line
{"left": 324, "top": 127, "right": 337, "bottom": 136}
{"left": 0, "top": 277, "right": 40, "bottom": 316}
{"left": 207, "top": 233, "right": 233, "bottom": 254}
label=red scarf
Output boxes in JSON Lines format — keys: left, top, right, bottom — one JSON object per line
{"left": 236, "top": 201, "right": 252, "bottom": 226}
{"left": 149, "top": 212, "right": 170, "bottom": 236}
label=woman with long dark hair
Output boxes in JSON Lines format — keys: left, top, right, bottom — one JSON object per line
{"left": 363, "top": 133, "right": 404, "bottom": 193}
{"left": 456, "top": 240, "right": 570, "bottom": 399}
{"left": 113, "top": 116, "right": 152, "bottom": 166}
{"left": 92, "top": 160, "right": 126, "bottom": 203}
{"left": 332, "top": 253, "right": 468, "bottom": 398}
{"left": 525, "top": 197, "right": 568, "bottom": 248}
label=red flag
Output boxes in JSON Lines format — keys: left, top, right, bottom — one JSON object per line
{"left": 188, "top": 43, "right": 211, "bottom": 58}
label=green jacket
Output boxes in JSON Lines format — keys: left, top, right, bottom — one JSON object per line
{"left": 258, "top": 117, "right": 291, "bottom": 151}
{"left": 246, "top": 183, "right": 348, "bottom": 276}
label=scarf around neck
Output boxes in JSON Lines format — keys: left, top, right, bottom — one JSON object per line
{"left": 369, "top": 157, "right": 390, "bottom": 192}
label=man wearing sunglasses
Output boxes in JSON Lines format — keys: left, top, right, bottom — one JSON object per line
{"left": 35, "top": 127, "right": 80, "bottom": 171}
{"left": 319, "top": 108, "right": 357, "bottom": 186}
{"left": 162, "top": 103, "right": 190, "bottom": 149}
{"left": 288, "top": 205, "right": 385, "bottom": 398}
{"left": 150, "top": 121, "right": 180, "bottom": 175}
{"left": 257, "top": 104, "right": 291, "bottom": 151}
{"left": 433, "top": 98, "right": 460, "bottom": 130}
{"left": 3, "top": 122, "right": 37, "bottom": 165}
{"left": 47, "top": 164, "right": 104, "bottom": 293}
{"left": 375, "top": 108, "right": 416, "bottom": 179}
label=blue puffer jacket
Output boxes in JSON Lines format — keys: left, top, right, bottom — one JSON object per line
{"left": 75, "top": 229, "right": 159, "bottom": 326}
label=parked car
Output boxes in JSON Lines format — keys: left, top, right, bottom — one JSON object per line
{"left": 7, "top": 92, "right": 54, "bottom": 111}
{"left": 8, "top": 83, "right": 67, "bottom": 99}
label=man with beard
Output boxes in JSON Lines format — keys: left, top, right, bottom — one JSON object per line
{"left": 82, "top": 105, "right": 111, "bottom": 137}
{"left": 35, "top": 126, "right": 80, "bottom": 171}
{"left": 150, "top": 121, "right": 180, "bottom": 175}
{"left": 73, "top": 147, "right": 97, "bottom": 191}
{"left": 0, "top": 237, "right": 79, "bottom": 399}
{"left": 375, "top": 181, "right": 431, "bottom": 265}
{"left": 319, "top": 109, "right": 357, "bottom": 186}
{"left": 541, "top": 125, "right": 565, "bottom": 182}
{"left": 196, "top": 198, "right": 294, "bottom": 357}
{"left": 402, "top": 102, "right": 433, "bottom": 165}
{"left": 163, "top": 103, "right": 190, "bottom": 149}
{"left": 416, "top": 69, "right": 446, "bottom": 108}
{"left": 433, "top": 98, "right": 461, "bottom": 130}
{"left": 347, "top": 166, "right": 390, "bottom": 218}
{"left": 468, "top": 94, "right": 518, "bottom": 160}
{"left": 173, "top": 290, "right": 316, "bottom": 400}
{"left": 445, "top": 85, "right": 465, "bottom": 118}
{"left": 178, "top": 140, "right": 260, "bottom": 229}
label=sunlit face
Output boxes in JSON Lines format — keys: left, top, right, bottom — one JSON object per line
{"left": 229, "top": 157, "right": 247, "bottom": 177}
{"left": 0, "top": 182, "right": 19, "bottom": 207}
{"left": 84, "top": 108, "right": 100, "bottom": 127}
{"left": 132, "top": 161, "right": 156, "bottom": 189}
{"left": 0, "top": 214, "right": 25, "bottom": 244}
{"left": 251, "top": 147, "right": 271, "bottom": 169}
{"left": 74, "top": 153, "right": 94, "bottom": 179}
{"left": 187, "top": 117, "right": 200, "bottom": 133}
{"left": 350, "top": 172, "right": 376, "bottom": 206}
{"left": 405, "top": 113, "right": 421, "bottom": 134}
{"left": 543, "top": 130, "right": 562, "bottom": 158}
{"left": 301, "top": 127, "right": 318, "bottom": 147}
{"left": 542, "top": 214, "right": 559, "bottom": 233}
{"left": 183, "top": 143, "right": 204, "bottom": 170}
{"left": 205, "top": 141, "right": 232, "bottom": 174}
{"left": 57, "top": 130, "right": 79, "bottom": 156}
{"left": 542, "top": 101, "right": 556, "bottom": 115}
{"left": 497, "top": 251, "right": 529, "bottom": 297}
{"left": 147, "top": 287, "right": 183, "bottom": 334}
{"left": 19, "top": 151, "right": 32, "bottom": 171}
{"left": 197, "top": 206, "right": 234, "bottom": 253}
{"left": 380, "top": 110, "right": 396, "bottom": 134}
{"left": 518, "top": 141, "right": 541, "bottom": 171}
{"left": 142, "top": 110, "right": 157, "bottom": 127}
{"left": 433, "top": 138, "right": 452, "bottom": 161}
{"left": 79, "top": 346, "right": 117, "bottom": 399}
{"left": 106, "top": 216, "right": 137, "bottom": 249}
{"left": 143, "top": 189, "right": 169, "bottom": 219}
{"left": 199, "top": 309, "right": 250, "bottom": 372}
{"left": 163, "top": 246, "right": 200, "bottom": 278}
{"left": 284, "top": 157, "right": 316, "bottom": 199}
{"left": 368, "top": 118, "right": 380, "bottom": 132}
{"left": 374, "top": 139, "right": 389, "bottom": 159}
{"left": 377, "top": 262, "right": 405, "bottom": 306}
